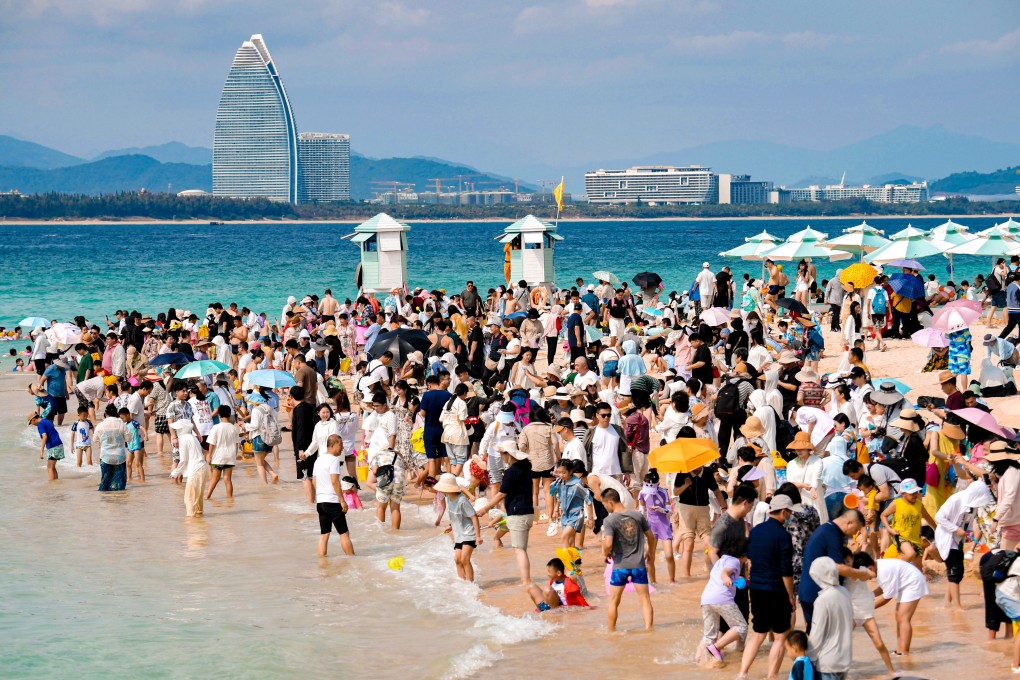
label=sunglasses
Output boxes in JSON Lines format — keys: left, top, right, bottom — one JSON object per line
{"left": 597, "top": 413, "right": 611, "bottom": 419}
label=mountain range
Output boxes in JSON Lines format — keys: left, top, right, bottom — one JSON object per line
{"left": 0, "top": 124, "right": 1017, "bottom": 199}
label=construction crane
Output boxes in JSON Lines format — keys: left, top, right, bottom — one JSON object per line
{"left": 369, "top": 180, "right": 415, "bottom": 205}
{"left": 425, "top": 175, "right": 481, "bottom": 200}
{"left": 535, "top": 179, "right": 558, "bottom": 195}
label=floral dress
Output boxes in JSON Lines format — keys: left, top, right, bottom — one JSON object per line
{"left": 338, "top": 324, "right": 357, "bottom": 371}
{"left": 391, "top": 400, "right": 416, "bottom": 471}
{"left": 786, "top": 505, "right": 820, "bottom": 594}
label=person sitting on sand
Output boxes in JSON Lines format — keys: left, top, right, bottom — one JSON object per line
{"left": 529, "top": 557, "right": 590, "bottom": 612}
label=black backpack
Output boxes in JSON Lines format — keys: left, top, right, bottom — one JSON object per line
{"left": 770, "top": 407, "right": 795, "bottom": 458}
{"left": 714, "top": 381, "right": 741, "bottom": 418}
{"left": 987, "top": 270, "right": 1003, "bottom": 294}
{"left": 980, "top": 550, "right": 1019, "bottom": 584}
{"left": 870, "top": 459, "right": 909, "bottom": 485}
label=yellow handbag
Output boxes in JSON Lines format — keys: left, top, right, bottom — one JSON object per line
{"left": 411, "top": 428, "right": 425, "bottom": 454}
{"left": 340, "top": 357, "right": 352, "bottom": 373}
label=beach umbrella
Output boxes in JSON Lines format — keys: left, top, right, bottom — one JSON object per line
{"left": 931, "top": 305, "right": 981, "bottom": 333}
{"left": 247, "top": 369, "right": 298, "bottom": 389}
{"left": 699, "top": 307, "right": 731, "bottom": 326}
{"left": 51, "top": 322, "right": 81, "bottom": 345}
{"left": 786, "top": 225, "right": 830, "bottom": 242}
{"left": 718, "top": 230, "right": 781, "bottom": 260}
{"left": 865, "top": 224, "right": 942, "bottom": 264}
{"left": 776, "top": 298, "right": 809, "bottom": 315}
{"left": 174, "top": 360, "right": 231, "bottom": 379}
{"left": 944, "top": 298, "right": 982, "bottom": 313}
{"left": 825, "top": 222, "right": 891, "bottom": 261}
{"left": 886, "top": 258, "right": 925, "bottom": 270}
{"left": 947, "top": 225, "right": 1020, "bottom": 262}
{"left": 366, "top": 328, "right": 432, "bottom": 364}
{"left": 592, "top": 270, "right": 620, "bottom": 285}
{"left": 642, "top": 306, "right": 664, "bottom": 318}
{"left": 632, "top": 272, "right": 662, "bottom": 289}
{"left": 950, "top": 407, "right": 1014, "bottom": 440}
{"left": 840, "top": 263, "right": 879, "bottom": 290}
{"left": 19, "top": 316, "right": 50, "bottom": 328}
{"left": 926, "top": 222, "right": 970, "bottom": 280}
{"left": 911, "top": 328, "right": 948, "bottom": 348}
{"left": 1000, "top": 217, "right": 1020, "bottom": 236}
{"left": 888, "top": 273, "right": 925, "bottom": 300}
{"left": 762, "top": 239, "right": 851, "bottom": 262}
{"left": 148, "top": 352, "right": 192, "bottom": 367}
{"left": 584, "top": 325, "right": 604, "bottom": 344}
{"left": 648, "top": 437, "right": 720, "bottom": 474}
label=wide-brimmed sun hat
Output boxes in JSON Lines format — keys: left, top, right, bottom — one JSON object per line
{"left": 433, "top": 473, "right": 462, "bottom": 493}
{"left": 786, "top": 431, "right": 815, "bottom": 451}
{"left": 741, "top": 416, "right": 765, "bottom": 439}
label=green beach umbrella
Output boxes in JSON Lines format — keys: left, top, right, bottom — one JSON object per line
{"left": 592, "top": 270, "right": 620, "bottom": 285}
{"left": 174, "top": 360, "right": 231, "bottom": 379}
{"left": 926, "top": 220, "right": 971, "bottom": 280}
{"left": 762, "top": 225, "right": 850, "bottom": 262}
{"left": 865, "top": 223, "right": 943, "bottom": 265}
{"left": 947, "top": 224, "right": 1020, "bottom": 262}
{"left": 719, "top": 229, "right": 781, "bottom": 260}
{"left": 825, "top": 221, "right": 891, "bottom": 262}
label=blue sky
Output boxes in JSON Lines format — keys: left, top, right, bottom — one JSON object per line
{"left": 2, "top": 0, "right": 1019, "bottom": 179}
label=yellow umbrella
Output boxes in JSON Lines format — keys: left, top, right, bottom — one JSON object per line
{"left": 840, "top": 262, "right": 879, "bottom": 290}
{"left": 648, "top": 437, "right": 720, "bottom": 474}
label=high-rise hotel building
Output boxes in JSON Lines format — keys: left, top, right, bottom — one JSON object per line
{"left": 213, "top": 34, "right": 299, "bottom": 202}
{"left": 298, "top": 133, "right": 351, "bottom": 202}
{"left": 584, "top": 166, "right": 719, "bottom": 205}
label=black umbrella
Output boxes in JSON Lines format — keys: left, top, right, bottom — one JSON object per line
{"left": 148, "top": 352, "right": 192, "bottom": 367}
{"left": 632, "top": 272, "right": 662, "bottom": 289}
{"left": 367, "top": 329, "right": 432, "bottom": 364}
{"left": 775, "top": 298, "right": 809, "bottom": 314}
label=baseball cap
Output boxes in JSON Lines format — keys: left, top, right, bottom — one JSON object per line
{"left": 849, "top": 367, "right": 867, "bottom": 379}
{"left": 769, "top": 494, "right": 794, "bottom": 512}
{"left": 899, "top": 478, "right": 922, "bottom": 495}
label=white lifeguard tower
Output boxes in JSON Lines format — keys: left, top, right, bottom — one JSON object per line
{"left": 344, "top": 212, "right": 410, "bottom": 293}
{"left": 498, "top": 214, "right": 561, "bottom": 286}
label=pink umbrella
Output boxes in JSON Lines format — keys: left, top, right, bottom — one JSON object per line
{"left": 911, "top": 328, "right": 948, "bottom": 348}
{"left": 950, "top": 407, "right": 1015, "bottom": 440}
{"left": 932, "top": 305, "right": 982, "bottom": 333}
{"left": 944, "top": 298, "right": 982, "bottom": 313}
{"left": 700, "top": 307, "right": 731, "bottom": 327}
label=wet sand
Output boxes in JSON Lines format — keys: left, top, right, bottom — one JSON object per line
{"left": 3, "top": 318, "right": 1015, "bottom": 678}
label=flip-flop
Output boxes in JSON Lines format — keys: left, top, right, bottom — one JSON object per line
{"left": 706, "top": 643, "right": 723, "bottom": 662}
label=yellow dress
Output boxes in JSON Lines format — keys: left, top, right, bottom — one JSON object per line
{"left": 923, "top": 432, "right": 957, "bottom": 517}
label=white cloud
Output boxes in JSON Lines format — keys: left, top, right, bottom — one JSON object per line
{"left": 670, "top": 30, "right": 843, "bottom": 55}
{"left": 374, "top": 2, "right": 430, "bottom": 28}
{"left": 942, "top": 27, "right": 1020, "bottom": 58}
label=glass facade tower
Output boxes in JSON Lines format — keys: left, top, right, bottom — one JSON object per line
{"left": 298, "top": 133, "right": 351, "bottom": 202}
{"left": 213, "top": 34, "right": 298, "bottom": 202}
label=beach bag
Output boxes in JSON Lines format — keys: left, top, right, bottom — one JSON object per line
{"left": 410, "top": 428, "right": 425, "bottom": 454}
{"left": 924, "top": 461, "right": 940, "bottom": 487}
{"left": 807, "top": 326, "right": 825, "bottom": 352}
{"left": 714, "top": 381, "right": 740, "bottom": 418}
{"left": 987, "top": 270, "right": 1003, "bottom": 294}
{"left": 770, "top": 407, "right": 795, "bottom": 457}
{"left": 981, "top": 550, "right": 1019, "bottom": 584}
{"left": 261, "top": 408, "right": 283, "bottom": 447}
{"left": 375, "top": 451, "right": 398, "bottom": 489}
{"left": 871, "top": 289, "right": 888, "bottom": 315}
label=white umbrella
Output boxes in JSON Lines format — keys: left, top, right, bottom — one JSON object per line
{"left": 719, "top": 229, "right": 781, "bottom": 260}
{"left": 947, "top": 225, "right": 1020, "bottom": 262}
{"left": 699, "top": 307, "right": 731, "bottom": 326}
{"left": 865, "top": 223, "right": 943, "bottom": 264}
{"left": 926, "top": 220, "right": 971, "bottom": 280}
{"left": 825, "top": 222, "right": 891, "bottom": 261}
{"left": 762, "top": 239, "right": 852, "bottom": 262}
{"left": 51, "top": 323, "right": 82, "bottom": 345}
{"left": 931, "top": 305, "right": 982, "bottom": 333}
{"left": 999, "top": 217, "right": 1020, "bottom": 236}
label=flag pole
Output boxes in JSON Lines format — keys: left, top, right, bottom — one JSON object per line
{"left": 555, "top": 175, "right": 563, "bottom": 228}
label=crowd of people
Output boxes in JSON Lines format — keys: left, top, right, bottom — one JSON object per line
{"left": 17, "top": 259, "right": 1020, "bottom": 678}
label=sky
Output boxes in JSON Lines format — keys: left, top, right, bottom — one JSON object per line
{"left": 2, "top": 0, "right": 1019, "bottom": 180}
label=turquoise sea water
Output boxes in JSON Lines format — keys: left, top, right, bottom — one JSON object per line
{"left": 0, "top": 217, "right": 1002, "bottom": 330}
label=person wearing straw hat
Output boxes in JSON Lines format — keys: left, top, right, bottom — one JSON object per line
{"left": 987, "top": 441, "right": 1020, "bottom": 551}
{"left": 784, "top": 431, "right": 828, "bottom": 522}
{"left": 870, "top": 382, "right": 907, "bottom": 440}
{"left": 436, "top": 472, "right": 482, "bottom": 582}
{"left": 933, "top": 477, "right": 995, "bottom": 609}
{"left": 923, "top": 418, "right": 966, "bottom": 517}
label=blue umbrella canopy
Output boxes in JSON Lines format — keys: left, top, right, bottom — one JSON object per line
{"left": 247, "top": 369, "right": 298, "bottom": 389}
{"left": 174, "top": 360, "right": 231, "bottom": 379}
{"left": 148, "top": 352, "right": 192, "bottom": 366}
{"left": 888, "top": 273, "right": 925, "bottom": 300}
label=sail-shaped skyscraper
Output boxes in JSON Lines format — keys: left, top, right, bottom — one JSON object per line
{"left": 213, "top": 34, "right": 298, "bottom": 202}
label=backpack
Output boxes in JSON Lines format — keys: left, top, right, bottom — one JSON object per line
{"left": 260, "top": 407, "right": 283, "bottom": 447}
{"left": 507, "top": 388, "right": 533, "bottom": 427}
{"left": 714, "top": 380, "right": 741, "bottom": 418}
{"left": 980, "top": 550, "right": 1019, "bottom": 584}
{"left": 770, "top": 407, "right": 795, "bottom": 457}
{"left": 807, "top": 326, "right": 825, "bottom": 352}
{"left": 871, "top": 289, "right": 887, "bottom": 315}
{"left": 869, "top": 459, "right": 908, "bottom": 487}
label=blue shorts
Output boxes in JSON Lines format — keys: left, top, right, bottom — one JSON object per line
{"left": 423, "top": 427, "right": 447, "bottom": 460}
{"left": 561, "top": 511, "right": 585, "bottom": 532}
{"left": 251, "top": 435, "right": 270, "bottom": 453}
{"left": 610, "top": 567, "right": 649, "bottom": 587}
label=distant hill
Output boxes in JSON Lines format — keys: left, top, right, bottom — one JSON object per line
{"left": 0, "top": 135, "right": 83, "bottom": 169}
{"left": 95, "top": 141, "right": 212, "bottom": 165}
{"left": 0, "top": 155, "right": 212, "bottom": 194}
{"left": 349, "top": 153, "right": 531, "bottom": 200}
{"left": 932, "top": 166, "right": 1020, "bottom": 196}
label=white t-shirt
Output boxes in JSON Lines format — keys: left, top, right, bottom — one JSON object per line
{"left": 127, "top": 392, "right": 145, "bottom": 424}
{"left": 207, "top": 422, "right": 240, "bottom": 466}
{"left": 237, "top": 353, "right": 252, "bottom": 373}
{"left": 876, "top": 558, "right": 928, "bottom": 603}
{"left": 367, "top": 360, "right": 390, "bottom": 385}
{"left": 573, "top": 370, "right": 598, "bottom": 390}
{"left": 590, "top": 426, "right": 622, "bottom": 476}
{"left": 313, "top": 453, "right": 343, "bottom": 503}
{"left": 369, "top": 409, "right": 397, "bottom": 456}
{"left": 562, "top": 438, "right": 585, "bottom": 462}
{"left": 77, "top": 377, "right": 107, "bottom": 401}
{"left": 596, "top": 473, "right": 635, "bottom": 509}
{"left": 696, "top": 269, "right": 716, "bottom": 298}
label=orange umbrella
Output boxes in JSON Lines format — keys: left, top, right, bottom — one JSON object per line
{"left": 648, "top": 437, "right": 720, "bottom": 474}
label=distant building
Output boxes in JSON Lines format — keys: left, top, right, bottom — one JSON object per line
{"left": 298, "top": 133, "right": 350, "bottom": 202}
{"left": 177, "top": 189, "right": 209, "bottom": 197}
{"left": 213, "top": 34, "right": 299, "bottom": 203}
{"left": 786, "top": 182, "right": 929, "bottom": 204}
{"left": 584, "top": 166, "right": 718, "bottom": 205}
{"left": 717, "top": 174, "right": 773, "bottom": 205}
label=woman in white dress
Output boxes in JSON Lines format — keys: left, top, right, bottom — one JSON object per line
{"left": 303, "top": 403, "right": 341, "bottom": 502}
{"left": 795, "top": 261, "right": 813, "bottom": 308}
{"left": 784, "top": 431, "right": 828, "bottom": 522}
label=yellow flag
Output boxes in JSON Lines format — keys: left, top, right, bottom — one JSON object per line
{"left": 552, "top": 177, "right": 565, "bottom": 213}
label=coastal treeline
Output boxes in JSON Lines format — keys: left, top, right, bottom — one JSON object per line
{"left": 2, "top": 191, "right": 1018, "bottom": 221}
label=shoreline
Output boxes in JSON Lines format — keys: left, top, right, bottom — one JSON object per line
{"left": 2, "top": 213, "right": 1018, "bottom": 226}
